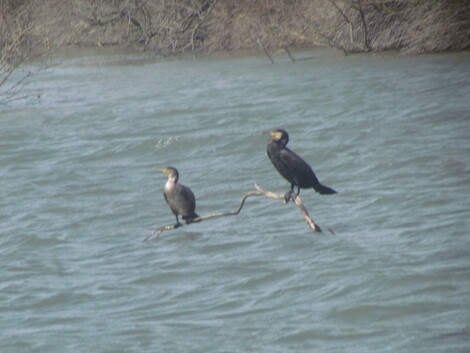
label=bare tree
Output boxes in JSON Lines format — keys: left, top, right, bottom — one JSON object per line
{"left": 0, "top": 1, "right": 34, "bottom": 103}
{"left": 76, "top": 0, "right": 219, "bottom": 55}
{"left": 0, "top": 0, "right": 55, "bottom": 104}
{"left": 291, "top": 0, "right": 382, "bottom": 55}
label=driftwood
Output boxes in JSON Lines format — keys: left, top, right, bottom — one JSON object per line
{"left": 143, "top": 184, "right": 324, "bottom": 242}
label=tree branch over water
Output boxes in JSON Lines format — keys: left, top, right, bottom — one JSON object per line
{"left": 143, "top": 184, "right": 324, "bottom": 242}
{"left": 1, "top": 1, "right": 57, "bottom": 104}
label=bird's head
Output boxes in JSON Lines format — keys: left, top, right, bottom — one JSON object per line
{"left": 269, "top": 129, "right": 289, "bottom": 146}
{"left": 159, "top": 166, "right": 179, "bottom": 182}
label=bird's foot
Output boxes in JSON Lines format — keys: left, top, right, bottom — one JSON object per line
{"left": 283, "top": 190, "right": 299, "bottom": 204}
{"left": 284, "top": 191, "right": 293, "bottom": 204}
{"left": 174, "top": 222, "right": 183, "bottom": 228}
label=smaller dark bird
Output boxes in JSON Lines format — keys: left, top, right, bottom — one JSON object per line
{"left": 160, "top": 167, "right": 199, "bottom": 227}
{"left": 267, "top": 129, "right": 337, "bottom": 202}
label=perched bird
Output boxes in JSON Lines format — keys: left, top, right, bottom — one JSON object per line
{"left": 160, "top": 167, "right": 199, "bottom": 227}
{"left": 267, "top": 129, "right": 336, "bottom": 201}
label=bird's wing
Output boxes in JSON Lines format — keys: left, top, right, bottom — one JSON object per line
{"left": 179, "top": 184, "right": 196, "bottom": 208}
{"left": 279, "top": 148, "right": 313, "bottom": 177}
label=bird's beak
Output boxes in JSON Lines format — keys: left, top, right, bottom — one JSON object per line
{"left": 157, "top": 167, "right": 168, "bottom": 174}
{"left": 269, "top": 131, "right": 280, "bottom": 138}
{"left": 261, "top": 129, "right": 277, "bottom": 137}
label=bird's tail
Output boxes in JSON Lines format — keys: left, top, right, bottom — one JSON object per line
{"left": 314, "top": 183, "right": 337, "bottom": 195}
{"left": 183, "top": 212, "right": 200, "bottom": 222}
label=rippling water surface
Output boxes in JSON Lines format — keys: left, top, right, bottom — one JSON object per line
{"left": 1, "top": 49, "right": 470, "bottom": 352}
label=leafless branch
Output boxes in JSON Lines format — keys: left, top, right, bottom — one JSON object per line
{"left": 143, "top": 184, "right": 324, "bottom": 242}
{"left": 328, "top": 0, "right": 351, "bottom": 24}
{"left": 262, "top": 47, "right": 275, "bottom": 64}
{"left": 284, "top": 46, "right": 296, "bottom": 62}
{"left": 354, "top": 0, "right": 371, "bottom": 51}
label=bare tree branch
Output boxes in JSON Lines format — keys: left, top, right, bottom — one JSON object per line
{"left": 355, "top": 0, "right": 371, "bottom": 51}
{"left": 284, "top": 46, "right": 296, "bottom": 62}
{"left": 0, "top": 3, "right": 45, "bottom": 104}
{"left": 323, "top": 0, "right": 374, "bottom": 53}
{"left": 187, "top": 0, "right": 219, "bottom": 51}
{"left": 262, "top": 47, "right": 275, "bottom": 64}
{"left": 328, "top": 0, "right": 351, "bottom": 24}
{"left": 143, "top": 184, "right": 323, "bottom": 242}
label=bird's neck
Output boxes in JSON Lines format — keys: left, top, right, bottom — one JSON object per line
{"left": 270, "top": 139, "right": 286, "bottom": 148}
{"left": 165, "top": 178, "right": 177, "bottom": 191}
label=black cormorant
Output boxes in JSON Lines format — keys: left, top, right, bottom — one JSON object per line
{"left": 267, "top": 129, "right": 337, "bottom": 201}
{"left": 160, "top": 167, "right": 199, "bottom": 227}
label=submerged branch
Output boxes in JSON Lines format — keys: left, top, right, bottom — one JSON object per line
{"left": 143, "top": 184, "right": 323, "bottom": 242}
{"left": 284, "top": 47, "right": 296, "bottom": 62}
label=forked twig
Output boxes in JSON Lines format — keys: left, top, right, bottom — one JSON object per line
{"left": 143, "top": 184, "right": 323, "bottom": 242}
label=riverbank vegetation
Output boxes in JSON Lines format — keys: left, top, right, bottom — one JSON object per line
{"left": 1, "top": 0, "right": 469, "bottom": 99}
{"left": 6, "top": 0, "right": 470, "bottom": 54}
